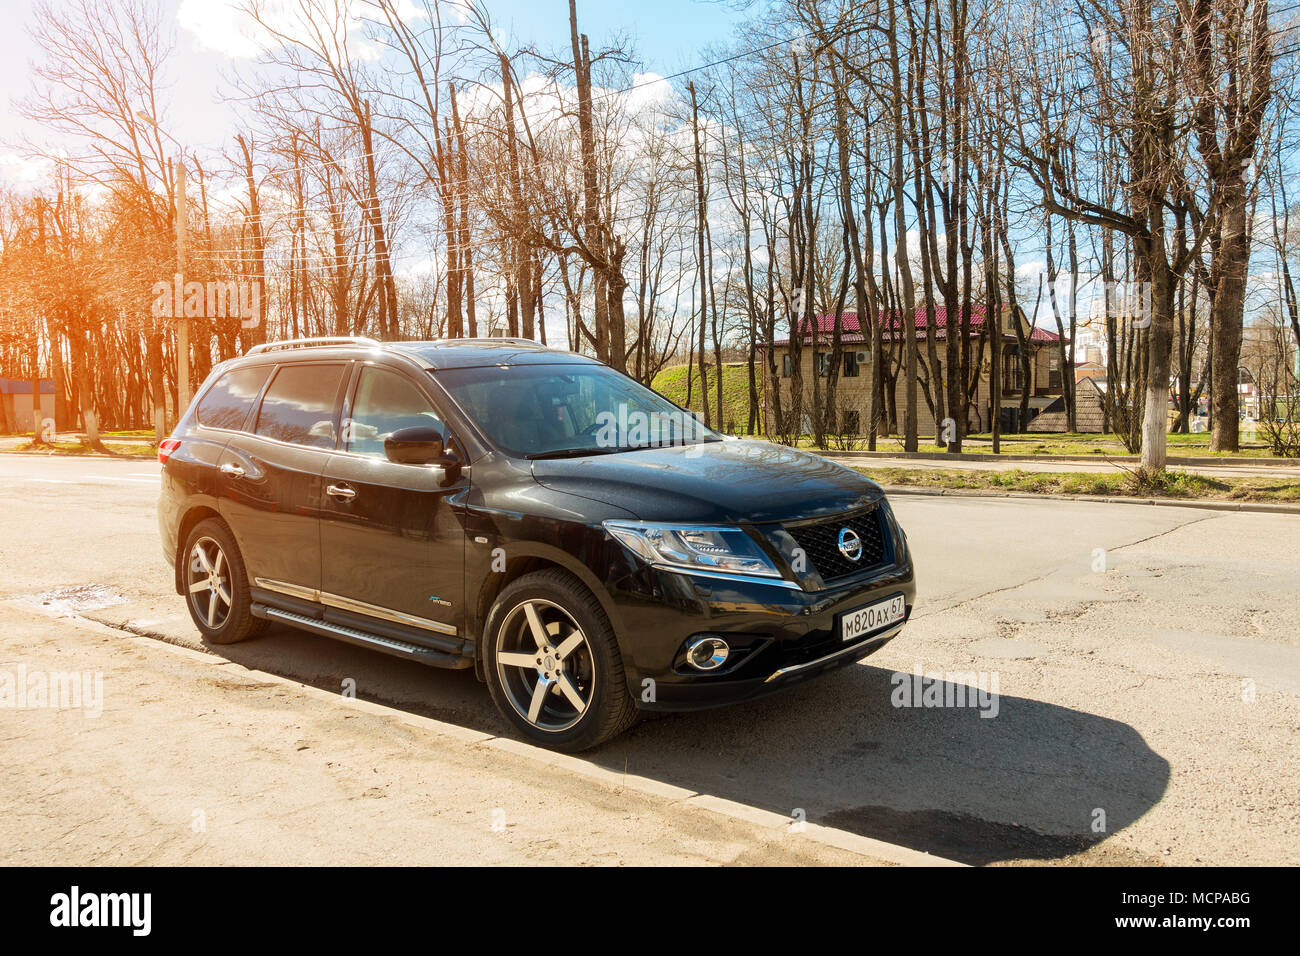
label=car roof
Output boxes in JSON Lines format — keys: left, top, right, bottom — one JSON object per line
{"left": 239, "top": 337, "right": 600, "bottom": 371}
{"left": 389, "top": 339, "right": 601, "bottom": 370}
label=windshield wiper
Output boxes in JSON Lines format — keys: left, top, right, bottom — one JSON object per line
{"left": 524, "top": 446, "right": 626, "bottom": 460}
{"left": 526, "top": 438, "right": 724, "bottom": 460}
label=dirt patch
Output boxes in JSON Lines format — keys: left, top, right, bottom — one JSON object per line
{"left": 821, "top": 805, "right": 1165, "bottom": 867}
{"left": 18, "top": 584, "right": 128, "bottom": 615}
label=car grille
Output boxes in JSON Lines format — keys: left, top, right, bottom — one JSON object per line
{"left": 785, "top": 507, "right": 888, "bottom": 581}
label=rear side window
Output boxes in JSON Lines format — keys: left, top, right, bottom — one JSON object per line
{"left": 254, "top": 363, "right": 347, "bottom": 448}
{"left": 196, "top": 365, "right": 272, "bottom": 431}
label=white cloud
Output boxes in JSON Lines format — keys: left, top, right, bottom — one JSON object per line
{"left": 622, "top": 73, "right": 674, "bottom": 114}
{"left": 1015, "top": 259, "right": 1046, "bottom": 279}
{"left": 399, "top": 255, "right": 438, "bottom": 278}
{"left": 177, "top": 0, "right": 425, "bottom": 62}
{"left": 177, "top": 0, "right": 271, "bottom": 59}
{"left": 443, "top": 0, "right": 474, "bottom": 25}
{"left": 0, "top": 152, "right": 54, "bottom": 188}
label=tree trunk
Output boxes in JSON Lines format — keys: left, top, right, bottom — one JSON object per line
{"left": 1140, "top": 251, "right": 1175, "bottom": 472}
{"left": 147, "top": 332, "right": 166, "bottom": 441}
{"left": 1209, "top": 179, "right": 1249, "bottom": 451}
{"left": 237, "top": 135, "right": 268, "bottom": 347}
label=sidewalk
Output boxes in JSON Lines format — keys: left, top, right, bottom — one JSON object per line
{"left": 0, "top": 602, "right": 931, "bottom": 866}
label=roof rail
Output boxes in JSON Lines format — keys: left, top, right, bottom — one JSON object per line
{"left": 419, "top": 336, "right": 545, "bottom": 347}
{"left": 247, "top": 336, "right": 382, "bottom": 355}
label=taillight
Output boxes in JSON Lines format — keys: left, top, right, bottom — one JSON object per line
{"left": 158, "top": 439, "right": 181, "bottom": 464}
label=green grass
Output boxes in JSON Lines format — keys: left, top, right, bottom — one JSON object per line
{"left": 17, "top": 440, "right": 157, "bottom": 458}
{"left": 959, "top": 431, "right": 1272, "bottom": 458}
{"left": 652, "top": 362, "right": 756, "bottom": 433}
{"left": 856, "top": 466, "right": 1300, "bottom": 503}
{"left": 759, "top": 430, "right": 1274, "bottom": 460}
{"left": 15, "top": 428, "right": 154, "bottom": 441}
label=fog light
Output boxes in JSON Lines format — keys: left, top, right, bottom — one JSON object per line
{"left": 685, "top": 635, "right": 730, "bottom": 671}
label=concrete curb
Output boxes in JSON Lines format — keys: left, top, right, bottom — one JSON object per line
{"left": 877, "top": 485, "right": 1300, "bottom": 516}
{"left": 7, "top": 598, "right": 966, "bottom": 868}
{"left": 812, "top": 447, "right": 1295, "bottom": 468}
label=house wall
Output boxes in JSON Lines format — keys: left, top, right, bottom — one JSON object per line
{"left": 0, "top": 393, "right": 56, "bottom": 435}
{"left": 766, "top": 339, "right": 1057, "bottom": 436}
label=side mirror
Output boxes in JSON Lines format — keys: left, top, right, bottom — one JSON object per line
{"left": 384, "top": 426, "right": 446, "bottom": 465}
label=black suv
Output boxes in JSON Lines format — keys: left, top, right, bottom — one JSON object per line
{"left": 158, "top": 337, "right": 915, "bottom": 751}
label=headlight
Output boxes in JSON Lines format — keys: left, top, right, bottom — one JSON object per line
{"left": 604, "top": 521, "right": 782, "bottom": 578}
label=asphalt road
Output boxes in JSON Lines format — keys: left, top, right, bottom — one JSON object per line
{"left": 1, "top": 453, "right": 1297, "bottom": 865}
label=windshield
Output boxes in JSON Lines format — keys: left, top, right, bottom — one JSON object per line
{"left": 434, "top": 363, "right": 721, "bottom": 459}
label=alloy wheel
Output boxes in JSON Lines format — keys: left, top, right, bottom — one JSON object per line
{"left": 495, "top": 599, "right": 594, "bottom": 732}
{"left": 187, "top": 535, "right": 232, "bottom": 630}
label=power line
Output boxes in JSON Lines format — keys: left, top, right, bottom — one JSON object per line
{"left": 66, "top": 5, "right": 1300, "bottom": 278}
{"left": 198, "top": 3, "right": 1300, "bottom": 224}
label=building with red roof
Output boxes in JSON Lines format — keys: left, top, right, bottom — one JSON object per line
{"left": 761, "top": 305, "right": 1079, "bottom": 436}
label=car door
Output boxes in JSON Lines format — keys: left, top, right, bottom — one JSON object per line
{"left": 318, "top": 363, "right": 468, "bottom": 640}
{"left": 216, "top": 360, "right": 350, "bottom": 600}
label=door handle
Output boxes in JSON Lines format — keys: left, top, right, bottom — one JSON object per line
{"left": 219, "top": 463, "right": 245, "bottom": 478}
{"left": 326, "top": 483, "right": 357, "bottom": 501}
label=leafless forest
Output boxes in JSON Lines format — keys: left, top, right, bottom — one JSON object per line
{"left": 1, "top": 0, "right": 1296, "bottom": 469}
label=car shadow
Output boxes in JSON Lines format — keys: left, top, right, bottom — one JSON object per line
{"left": 591, "top": 662, "right": 1171, "bottom": 866}
{"left": 203, "top": 624, "right": 1168, "bottom": 866}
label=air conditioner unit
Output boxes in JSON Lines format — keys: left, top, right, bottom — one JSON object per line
{"left": 855, "top": 350, "right": 870, "bottom": 364}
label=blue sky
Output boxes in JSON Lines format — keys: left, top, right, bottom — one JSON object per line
{"left": 474, "top": 0, "right": 746, "bottom": 71}
{"left": 0, "top": 0, "right": 746, "bottom": 161}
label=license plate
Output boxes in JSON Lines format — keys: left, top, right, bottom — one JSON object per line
{"left": 840, "top": 594, "right": 906, "bottom": 642}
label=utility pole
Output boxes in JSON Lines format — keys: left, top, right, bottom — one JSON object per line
{"left": 175, "top": 156, "right": 191, "bottom": 419}
{"left": 569, "top": 0, "right": 607, "bottom": 361}
{"left": 689, "top": 80, "right": 711, "bottom": 429}
{"left": 34, "top": 198, "right": 45, "bottom": 442}
{"left": 450, "top": 84, "right": 477, "bottom": 337}
{"left": 991, "top": 300, "right": 1002, "bottom": 456}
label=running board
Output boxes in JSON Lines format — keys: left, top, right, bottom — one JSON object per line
{"left": 252, "top": 604, "right": 473, "bottom": 670}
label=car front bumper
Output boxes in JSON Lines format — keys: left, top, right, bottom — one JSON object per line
{"left": 607, "top": 555, "right": 915, "bottom": 712}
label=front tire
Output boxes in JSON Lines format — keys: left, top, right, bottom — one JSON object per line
{"left": 483, "top": 569, "right": 636, "bottom": 752}
{"left": 181, "top": 518, "right": 265, "bottom": 645}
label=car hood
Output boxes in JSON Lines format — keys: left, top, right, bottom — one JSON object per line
{"left": 529, "top": 439, "right": 882, "bottom": 524}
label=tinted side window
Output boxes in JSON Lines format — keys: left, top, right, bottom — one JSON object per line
{"left": 196, "top": 365, "right": 272, "bottom": 431}
{"left": 345, "top": 367, "right": 445, "bottom": 458}
{"left": 254, "top": 364, "right": 346, "bottom": 448}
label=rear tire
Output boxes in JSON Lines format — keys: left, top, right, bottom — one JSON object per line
{"left": 483, "top": 569, "right": 637, "bottom": 752}
{"left": 181, "top": 518, "right": 265, "bottom": 645}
